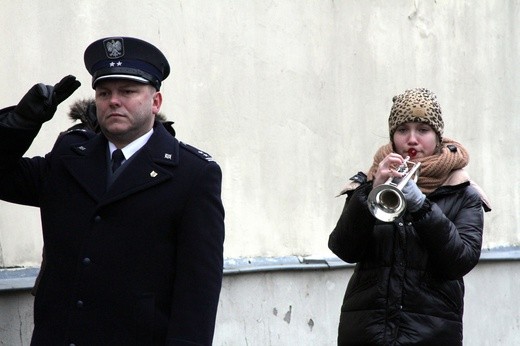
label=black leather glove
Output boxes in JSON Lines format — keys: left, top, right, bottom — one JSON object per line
{"left": 13, "top": 75, "right": 81, "bottom": 124}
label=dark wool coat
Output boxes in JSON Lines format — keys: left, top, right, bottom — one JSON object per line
{"left": 0, "top": 116, "right": 225, "bottom": 346}
{"left": 329, "top": 176, "right": 484, "bottom": 346}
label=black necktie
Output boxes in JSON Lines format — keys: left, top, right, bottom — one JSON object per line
{"left": 111, "top": 149, "right": 125, "bottom": 173}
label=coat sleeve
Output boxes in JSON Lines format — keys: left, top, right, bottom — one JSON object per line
{"left": 167, "top": 161, "right": 225, "bottom": 346}
{"left": 412, "top": 186, "right": 484, "bottom": 279}
{"left": 0, "top": 109, "right": 45, "bottom": 206}
{"left": 328, "top": 183, "right": 377, "bottom": 263}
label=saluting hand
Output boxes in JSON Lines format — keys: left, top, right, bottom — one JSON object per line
{"left": 14, "top": 75, "right": 81, "bottom": 124}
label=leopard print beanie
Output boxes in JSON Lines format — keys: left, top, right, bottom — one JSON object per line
{"left": 388, "top": 88, "right": 444, "bottom": 141}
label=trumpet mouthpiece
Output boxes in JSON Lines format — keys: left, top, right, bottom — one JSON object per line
{"left": 408, "top": 148, "right": 417, "bottom": 157}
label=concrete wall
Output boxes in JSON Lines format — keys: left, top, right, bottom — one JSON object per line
{"left": 2, "top": 259, "right": 520, "bottom": 345}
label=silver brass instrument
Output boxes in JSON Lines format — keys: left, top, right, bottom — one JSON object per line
{"left": 367, "top": 156, "right": 421, "bottom": 222}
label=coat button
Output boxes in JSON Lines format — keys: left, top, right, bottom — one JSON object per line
{"left": 82, "top": 257, "right": 91, "bottom": 266}
{"left": 94, "top": 215, "right": 101, "bottom": 222}
{"left": 76, "top": 300, "right": 84, "bottom": 308}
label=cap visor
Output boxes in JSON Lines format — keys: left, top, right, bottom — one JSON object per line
{"left": 93, "top": 74, "right": 150, "bottom": 87}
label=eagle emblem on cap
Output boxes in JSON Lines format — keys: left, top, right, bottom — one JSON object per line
{"left": 104, "top": 38, "right": 124, "bottom": 59}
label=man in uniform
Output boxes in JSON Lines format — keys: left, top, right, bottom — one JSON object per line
{"left": 0, "top": 36, "right": 225, "bottom": 345}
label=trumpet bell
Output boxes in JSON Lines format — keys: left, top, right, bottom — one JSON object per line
{"left": 366, "top": 156, "right": 421, "bottom": 222}
{"left": 367, "top": 184, "right": 406, "bottom": 222}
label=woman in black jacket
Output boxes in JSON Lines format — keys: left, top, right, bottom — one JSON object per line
{"left": 329, "top": 88, "right": 491, "bottom": 345}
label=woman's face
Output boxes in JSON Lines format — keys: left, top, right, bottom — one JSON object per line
{"left": 392, "top": 122, "right": 438, "bottom": 159}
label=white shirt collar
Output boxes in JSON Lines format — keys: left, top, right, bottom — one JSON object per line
{"left": 109, "top": 128, "right": 154, "bottom": 160}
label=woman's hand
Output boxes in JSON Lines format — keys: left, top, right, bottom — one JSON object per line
{"left": 372, "top": 153, "right": 405, "bottom": 188}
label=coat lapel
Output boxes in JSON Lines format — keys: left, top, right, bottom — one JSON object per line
{"left": 61, "top": 123, "right": 180, "bottom": 206}
{"left": 61, "top": 135, "right": 108, "bottom": 201}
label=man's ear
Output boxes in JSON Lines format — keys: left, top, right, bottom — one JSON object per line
{"left": 152, "top": 90, "right": 163, "bottom": 114}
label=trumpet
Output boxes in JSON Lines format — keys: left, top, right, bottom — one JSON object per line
{"left": 367, "top": 156, "right": 421, "bottom": 222}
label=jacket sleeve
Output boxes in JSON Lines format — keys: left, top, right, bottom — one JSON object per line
{"left": 167, "top": 161, "right": 225, "bottom": 346}
{"left": 0, "top": 108, "right": 45, "bottom": 206}
{"left": 412, "top": 186, "right": 484, "bottom": 279}
{"left": 328, "top": 183, "right": 377, "bottom": 263}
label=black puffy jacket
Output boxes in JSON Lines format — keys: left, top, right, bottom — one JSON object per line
{"left": 329, "top": 175, "right": 485, "bottom": 346}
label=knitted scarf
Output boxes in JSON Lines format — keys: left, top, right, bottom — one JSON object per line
{"left": 367, "top": 138, "right": 469, "bottom": 194}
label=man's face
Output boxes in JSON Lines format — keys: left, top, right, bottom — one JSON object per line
{"left": 95, "top": 79, "right": 162, "bottom": 147}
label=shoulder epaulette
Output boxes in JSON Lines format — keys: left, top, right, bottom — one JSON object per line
{"left": 60, "top": 127, "right": 95, "bottom": 139}
{"left": 180, "top": 142, "right": 215, "bottom": 162}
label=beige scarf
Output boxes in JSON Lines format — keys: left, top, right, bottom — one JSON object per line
{"left": 367, "top": 138, "right": 469, "bottom": 194}
{"left": 337, "top": 138, "right": 491, "bottom": 211}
